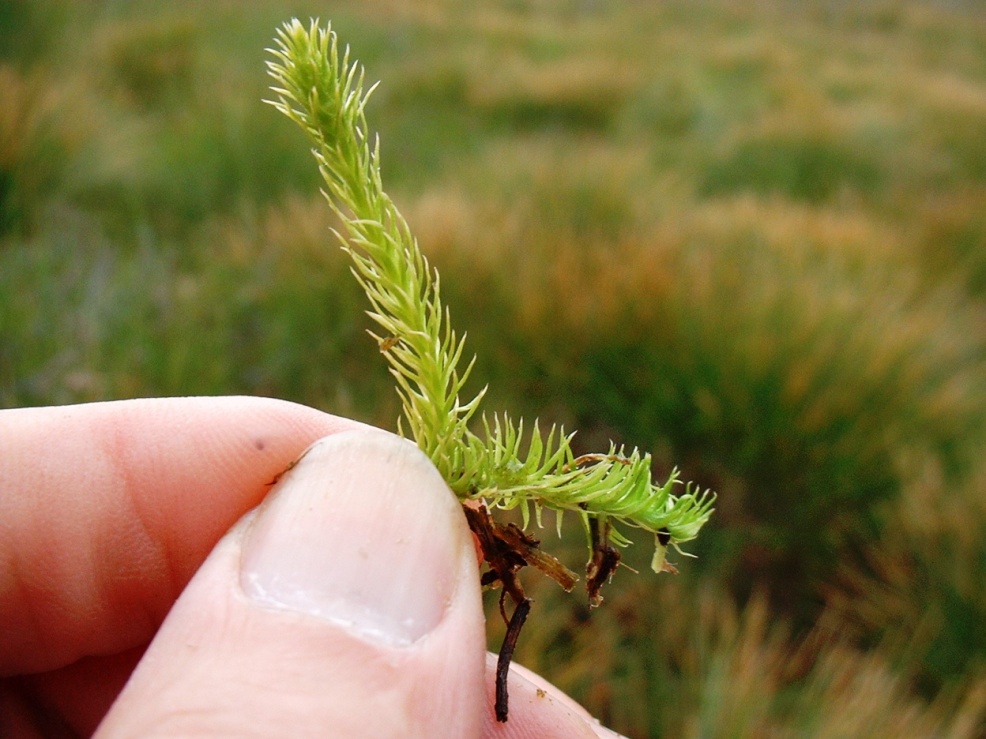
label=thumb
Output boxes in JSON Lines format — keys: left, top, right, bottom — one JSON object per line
{"left": 96, "top": 429, "right": 486, "bottom": 737}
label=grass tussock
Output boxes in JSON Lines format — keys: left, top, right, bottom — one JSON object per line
{"left": 0, "top": 64, "right": 79, "bottom": 235}
{"left": 4, "top": 0, "right": 986, "bottom": 734}
{"left": 505, "top": 574, "right": 986, "bottom": 738}
{"left": 420, "top": 184, "right": 986, "bottom": 621}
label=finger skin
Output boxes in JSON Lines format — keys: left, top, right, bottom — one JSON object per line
{"left": 95, "top": 473, "right": 486, "bottom": 736}
{"left": 93, "top": 430, "right": 489, "bottom": 737}
{"left": 93, "top": 430, "right": 600, "bottom": 738}
{"left": 0, "top": 396, "right": 363, "bottom": 738}
{"left": 4, "top": 647, "right": 146, "bottom": 737}
{"left": 481, "top": 655, "right": 608, "bottom": 739}
{"left": 0, "top": 396, "right": 362, "bottom": 676}
{"left": 0, "top": 398, "right": 615, "bottom": 738}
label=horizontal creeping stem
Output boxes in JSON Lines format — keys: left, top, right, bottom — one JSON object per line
{"left": 457, "top": 418, "right": 715, "bottom": 562}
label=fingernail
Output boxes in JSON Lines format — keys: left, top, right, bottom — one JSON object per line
{"left": 240, "top": 430, "right": 462, "bottom": 647}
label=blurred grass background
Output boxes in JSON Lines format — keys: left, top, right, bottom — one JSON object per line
{"left": 3, "top": 0, "right": 986, "bottom": 735}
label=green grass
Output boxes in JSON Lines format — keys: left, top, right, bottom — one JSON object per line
{"left": 3, "top": 1, "right": 986, "bottom": 735}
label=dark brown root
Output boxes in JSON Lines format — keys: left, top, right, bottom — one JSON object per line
{"left": 495, "top": 597, "right": 531, "bottom": 723}
{"left": 462, "top": 502, "right": 578, "bottom": 602}
{"left": 463, "top": 501, "right": 578, "bottom": 722}
{"left": 586, "top": 516, "right": 621, "bottom": 608}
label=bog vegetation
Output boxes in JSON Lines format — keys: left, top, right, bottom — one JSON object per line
{"left": 3, "top": 1, "right": 986, "bottom": 735}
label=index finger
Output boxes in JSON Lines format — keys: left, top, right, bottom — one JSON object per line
{"left": 0, "top": 396, "right": 364, "bottom": 675}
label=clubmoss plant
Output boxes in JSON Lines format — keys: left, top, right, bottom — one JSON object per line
{"left": 266, "top": 18, "right": 714, "bottom": 719}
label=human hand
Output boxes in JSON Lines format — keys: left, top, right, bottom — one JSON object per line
{"left": 0, "top": 397, "right": 622, "bottom": 737}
